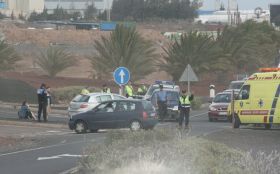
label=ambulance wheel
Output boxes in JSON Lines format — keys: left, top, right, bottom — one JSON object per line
{"left": 233, "top": 114, "right": 240, "bottom": 128}
{"left": 265, "top": 124, "right": 271, "bottom": 130}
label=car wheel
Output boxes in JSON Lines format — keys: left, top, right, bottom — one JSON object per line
{"left": 75, "top": 121, "right": 87, "bottom": 134}
{"left": 233, "top": 114, "right": 240, "bottom": 128}
{"left": 90, "top": 129, "right": 99, "bottom": 133}
{"left": 208, "top": 117, "right": 213, "bottom": 122}
{"left": 265, "top": 124, "right": 271, "bottom": 130}
{"left": 130, "top": 120, "right": 142, "bottom": 131}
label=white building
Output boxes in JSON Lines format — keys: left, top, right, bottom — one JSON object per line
{"left": 44, "top": 0, "right": 113, "bottom": 14}
{"left": 0, "top": 0, "right": 44, "bottom": 17}
{"left": 195, "top": 9, "right": 270, "bottom": 24}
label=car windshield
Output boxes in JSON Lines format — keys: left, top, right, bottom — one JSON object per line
{"left": 146, "top": 85, "right": 174, "bottom": 96}
{"left": 151, "top": 91, "right": 179, "bottom": 106}
{"left": 72, "top": 95, "right": 90, "bottom": 102}
{"left": 213, "top": 93, "right": 231, "bottom": 103}
{"left": 229, "top": 82, "right": 244, "bottom": 90}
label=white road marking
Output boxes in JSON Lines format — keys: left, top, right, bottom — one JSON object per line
{"left": 0, "top": 139, "right": 95, "bottom": 157}
{"left": 59, "top": 167, "right": 78, "bottom": 174}
{"left": 190, "top": 112, "right": 208, "bottom": 118}
{"left": 37, "top": 154, "right": 87, "bottom": 161}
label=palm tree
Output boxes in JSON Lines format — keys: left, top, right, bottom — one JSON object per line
{"left": 217, "top": 21, "right": 280, "bottom": 74}
{"left": 37, "top": 47, "right": 75, "bottom": 78}
{"left": 89, "top": 24, "right": 158, "bottom": 81}
{"left": 0, "top": 40, "right": 20, "bottom": 71}
{"left": 161, "top": 31, "right": 224, "bottom": 81}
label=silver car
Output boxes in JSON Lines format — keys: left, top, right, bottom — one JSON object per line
{"left": 68, "top": 93, "right": 126, "bottom": 116}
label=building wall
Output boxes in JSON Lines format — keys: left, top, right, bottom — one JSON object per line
{"left": 0, "top": 0, "right": 44, "bottom": 17}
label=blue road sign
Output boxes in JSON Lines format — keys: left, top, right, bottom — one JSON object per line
{"left": 113, "top": 67, "right": 130, "bottom": 85}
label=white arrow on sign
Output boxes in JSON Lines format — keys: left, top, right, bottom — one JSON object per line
{"left": 119, "top": 69, "right": 125, "bottom": 83}
{"left": 37, "top": 154, "right": 87, "bottom": 161}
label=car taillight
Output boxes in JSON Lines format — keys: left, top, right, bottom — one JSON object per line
{"left": 142, "top": 112, "right": 148, "bottom": 120}
{"left": 80, "top": 103, "right": 89, "bottom": 108}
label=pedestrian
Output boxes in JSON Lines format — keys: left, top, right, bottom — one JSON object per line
{"left": 18, "top": 101, "right": 36, "bottom": 120}
{"left": 156, "top": 84, "right": 167, "bottom": 121}
{"left": 125, "top": 81, "right": 134, "bottom": 98}
{"left": 101, "top": 84, "right": 111, "bottom": 93}
{"left": 179, "top": 89, "right": 194, "bottom": 129}
{"left": 137, "top": 83, "right": 147, "bottom": 95}
{"left": 80, "top": 86, "right": 90, "bottom": 95}
{"left": 37, "top": 83, "right": 48, "bottom": 122}
{"left": 46, "top": 86, "right": 52, "bottom": 117}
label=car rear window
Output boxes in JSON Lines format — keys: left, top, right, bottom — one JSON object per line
{"left": 142, "top": 101, "right": 154, "bottom": 111}
{"left": 72, "top": 95, "right": 90, "bottom": 102}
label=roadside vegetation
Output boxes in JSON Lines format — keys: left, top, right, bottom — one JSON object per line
{"left": 78, "top": 128, "right": 280, "bottom": 174}
{"left": 0, "top": 40, "right": 20, "bottom": 72}
{"left": 89, "top": 24, "right": 158, "bottom": 81}
{"left": 36, "top": 46, "right": 75, "bottom": 78}
{"left": 162, "top": 21, "right": 280, "bottom": 80}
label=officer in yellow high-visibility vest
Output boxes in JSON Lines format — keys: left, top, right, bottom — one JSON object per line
{"left": 179, "top": 89, "right": 194, "bottom": 129}
{"left": 125, "top": 81, "right": 134, "bottom": 98}
{"left": 137, "top": 83, "right": 147, "bottom": 95}
{"left": 80, "top": 87, "right": 90, "bottom": 95}
{"left": 101, "top": 84, "right": 111, "bottom": 93}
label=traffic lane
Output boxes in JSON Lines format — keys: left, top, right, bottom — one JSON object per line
{"left": 188, "top": 110, "right": 231, "bottom": 136}
{"left": 0, "top": 110, "right": 68, "bottom": 124}
{"left": 206, "top": 127, "right": 280, "bottom": 154}
{"left": 0, "top": 133, "right": 105, "bottom": 174}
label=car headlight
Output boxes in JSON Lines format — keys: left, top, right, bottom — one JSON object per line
{"left": 209, "top": 106, "right": 217, "bottom": 111}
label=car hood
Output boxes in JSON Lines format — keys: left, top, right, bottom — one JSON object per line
{"left": 210, "top": 102, "right": 229, "bottom": 109}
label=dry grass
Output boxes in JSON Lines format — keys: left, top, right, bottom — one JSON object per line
{"left": 76, "top": 128, "right": 280, "bottom": 174}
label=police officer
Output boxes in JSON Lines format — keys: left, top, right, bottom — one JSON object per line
{"left": 179, "top": 89, "right": 194, "bottom": 129}
{"left": 137, "top": 83, "right": 147, "bottom": 95}
{"left": 125, "top": 81, "right": 134, "bottom": 98}
{"left": 37, "top": 83, "right": 48, "bottom": 122}
{"left": 81, "top": 86, "right": 90, "bottom": 95}
{"left": 101, "top": 84, "right": 111, "bottom": 93}
{"left": 156, "top": 84, "right": 167, "bottom": 121}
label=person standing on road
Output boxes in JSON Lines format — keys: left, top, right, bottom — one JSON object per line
{"left": 46, "top": 86, "right": 52, "bottom": 119}
{"left": 101, "top": 84, "right": 111, "bottom": 93}
{"left": 37, "top": 83, "right": 48, "bottom": 122}
{"left": 80, "top": 86, "right": 90, "bottom": 95}
{"left": 125, "top": 81, "right": 134, "bottom": 98}
{"left": 137, "top": 83, "right": 147, "bottom": 95}
{"left": 156, "top": 84, "right": 167, "bottom": 121}
{"left": 179, "top": 89, "right": 194, "bottom": 129}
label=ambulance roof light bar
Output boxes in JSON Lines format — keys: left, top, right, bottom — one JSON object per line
{"left": 259, "top": 68, "right": 280, "bottom": 72}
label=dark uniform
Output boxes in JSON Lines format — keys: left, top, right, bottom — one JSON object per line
{"left": 37, "top": 84, "right": 48, "bottom": 122}
{"left": 179, "top": 92, "right": 194, "bottom": 128}
{"left": 156, "top": 85, "right": 167, "bottom": 121}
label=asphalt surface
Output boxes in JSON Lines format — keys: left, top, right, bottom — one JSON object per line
{"left": 1, "top": 108, "right": 280, "bottom": 174}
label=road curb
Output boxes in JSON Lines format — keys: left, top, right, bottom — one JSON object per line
{"left": 0, "top": 120, "right": 68, "bottom": 129}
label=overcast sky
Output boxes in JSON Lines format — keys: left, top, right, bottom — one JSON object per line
{"left": 201, "top": 0, "right": 280, "bottom": 10}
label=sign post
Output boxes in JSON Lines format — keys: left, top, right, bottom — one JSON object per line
{"left": 179, "top": 64, "right": 198, "bottom": 94}
{"left": 113, "top": 67, "right": 130, "bottom": 95}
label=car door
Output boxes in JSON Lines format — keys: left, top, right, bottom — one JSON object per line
{"left": 115, "top": 101, "right": 138, "bottom": 128}
{"left": 89, "top": 101, "right": 118, "bottom": 129}
{"left": 235, "top": 85, "right": 251, "bottom": 123}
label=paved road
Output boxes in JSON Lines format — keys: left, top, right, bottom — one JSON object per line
{"left": 0, "top": 108, "right": 232, "bottom": 174}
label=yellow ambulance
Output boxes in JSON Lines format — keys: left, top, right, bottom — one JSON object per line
{"left": 228, "top": 68, "right": 280, "bottom": 129}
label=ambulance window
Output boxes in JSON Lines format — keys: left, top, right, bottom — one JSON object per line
{"left": 239, "top": 85, "right": 250, "bottom": 100}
